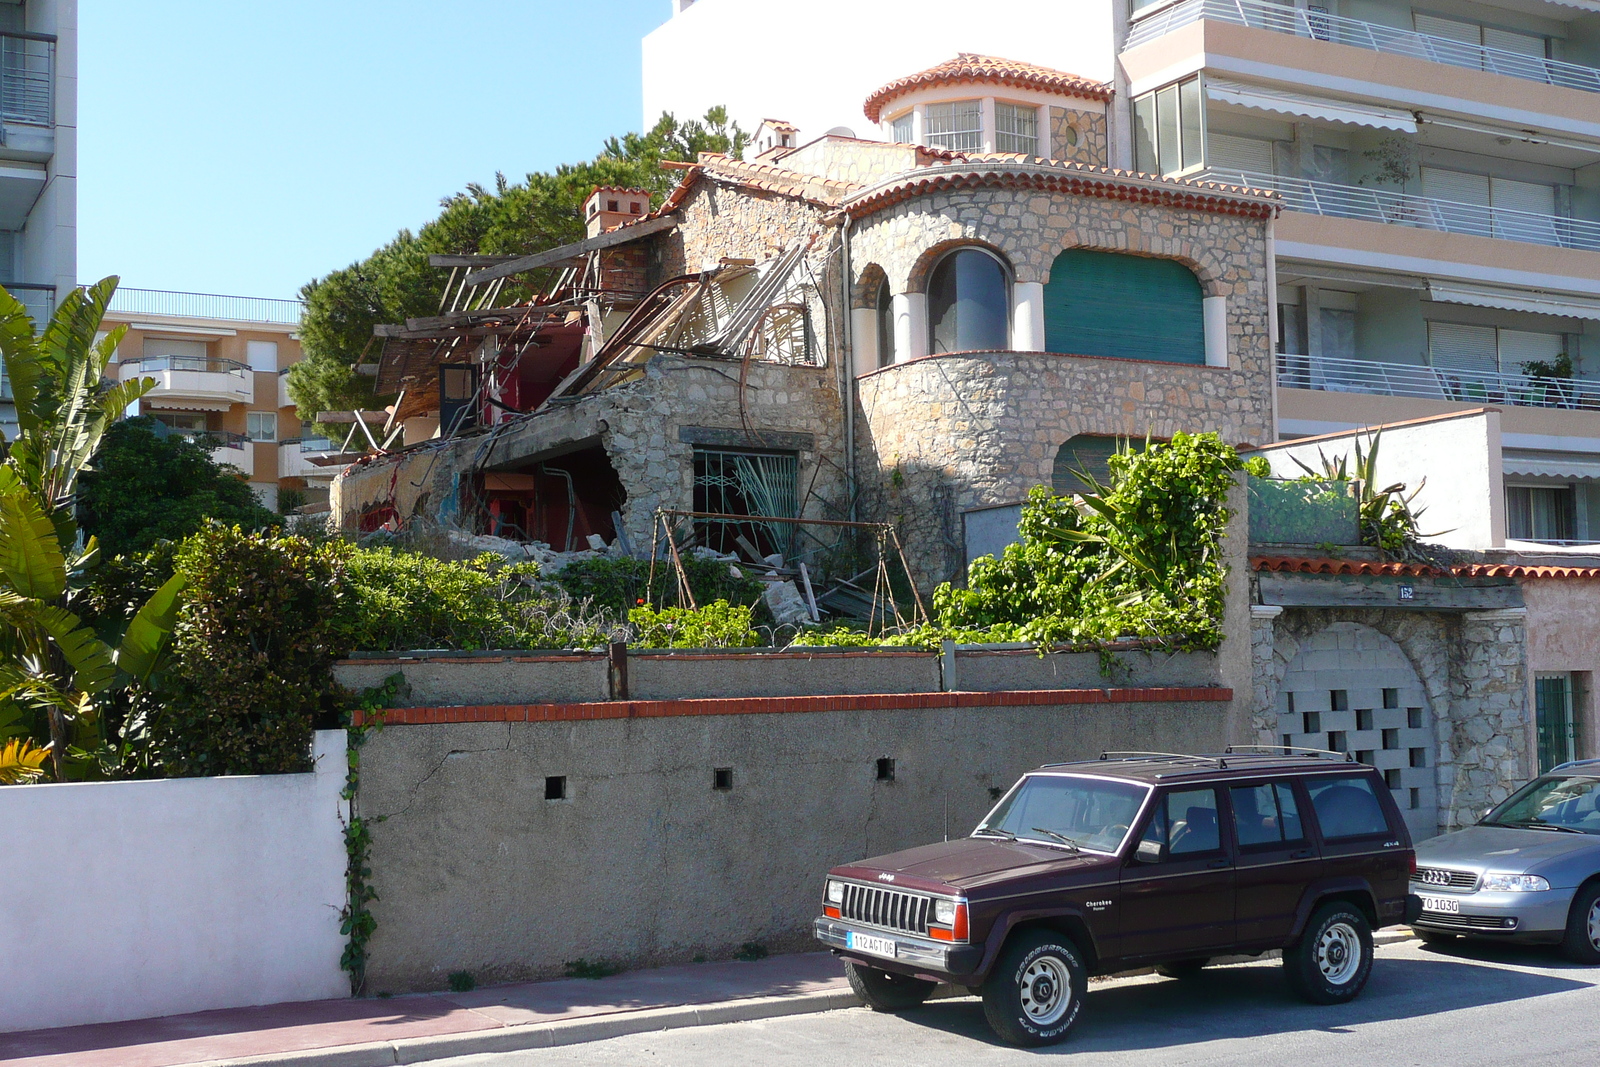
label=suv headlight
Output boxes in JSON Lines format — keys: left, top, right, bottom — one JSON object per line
{"left": 826, "top": 880, "right": 845, "bottom": 904}
{"left": 1480, "top": 873, "right": 1550, "bottom": 893}
{"left": 933, "top": 898, "right": 957, "bottom": 925}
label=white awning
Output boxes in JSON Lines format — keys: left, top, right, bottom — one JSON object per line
{"left": 1427, "top": 280, "right": 1600, "bottom": 321}
{"left": 1205, "top": 79, "right": 1417, "bottom": 133}
{"left": 1542, "top": 0, "right": 1600, "bottom": 13}
{"left": 1502, "top": 453, "right": 1600, "bottom": 480}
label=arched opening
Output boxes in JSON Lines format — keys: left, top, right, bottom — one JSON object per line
{"left": 1276, "top": 622, "right": 1438, "bottom": 842}
{"left": 875, "top": 277, "right": 896, "bottom": 367}
{"left": 928, "top": 247, "right": 1010, "bottom": 353}
{"left": 1043, "top": 248, "right": 1204, "bottom": 364}
{"left": 1052, "top": 435, "right": 1148, "bottom": 495}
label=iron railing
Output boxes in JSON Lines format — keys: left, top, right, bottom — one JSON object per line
{"left": 107, "top": 288, "right": 305, "bottom": 326}
{"left": 0, "top": 33, "right": 52, "bottom": 125}
{"left": 180, "top": 430, "right": 249, "bottom": 450}
{"left": 1278, "top": 352, "right": 1600, "bottom": 410}
{"left": 4, "top": 282, "right": 55, "bottom": 327}
{"left": 1204, "top": 169, "right": 1600, "bottom": 252}
{"left": 287, "top": 436, "right": 335, "bottom": 453}
{"left": 1127, "top": 0, "right": 1600, "bottom": 94}
{"left": 119, "top": 354, "right": 251, "bottom": 377}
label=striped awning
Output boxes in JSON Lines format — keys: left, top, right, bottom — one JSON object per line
{"left": 1502, "top": 452, "right": 1600, "bottom": 481}
{"left": 1205, "top": 79, "right": 1417, "bottom": 132}
{"left": 1427, "top": 280, "right": 1600, "bottom": 321}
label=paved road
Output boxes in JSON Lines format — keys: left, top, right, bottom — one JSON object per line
{"left": 435, "top": 939, "right": 1600, "bottom": 1066}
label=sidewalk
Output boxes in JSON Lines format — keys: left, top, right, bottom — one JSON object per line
{"left": 0, "top": 953, "right": 855, "bottom": 1067}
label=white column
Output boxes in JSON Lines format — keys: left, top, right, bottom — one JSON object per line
{"left": 851, "top": 307, "right": 879, "bottom": 375}
{"left": 1012, "top": 281, "right": 1046, "bottom": 352}
{"left": 1203, "top": 296, "right": 1228, "bottom": 368}
{"left": 981, "top": 97, "right": 997, "bottom": 153}
{"left": 895, "top": 292, "right": 928, "bottom": 361}
{"left": 1036, "top": 104, "right": 1052, "bottom": 158}
{"left": 911, "top": 104, "right": 926, "bottom": 147}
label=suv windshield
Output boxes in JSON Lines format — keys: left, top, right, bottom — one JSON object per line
{"left": 1484, "top": 774, "right": 1600, "bottom": 834}
{"left": 976, "top": 774, "right": 1148, "bottom": 853}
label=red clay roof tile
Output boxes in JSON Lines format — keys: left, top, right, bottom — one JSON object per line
{"left": 864, "top": 54, "right": 1113, "bottom": 123}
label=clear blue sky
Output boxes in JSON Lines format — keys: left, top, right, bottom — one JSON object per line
{"left": 79, "top": 1, "right": 671, "bottom": 301}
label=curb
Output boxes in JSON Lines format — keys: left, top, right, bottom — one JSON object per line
{"left": 192, "top": 990, "right": 865, "bottom": 1067}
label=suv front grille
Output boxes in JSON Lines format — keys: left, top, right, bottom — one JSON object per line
{"left": 1414, "top": 867, "right": 1479, "bottom": 892}
{"left": 839, "top": 883, "right": 930, "bottom": 936}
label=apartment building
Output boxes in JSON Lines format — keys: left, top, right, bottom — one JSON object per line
{"left": 0, "top": 0, "right": 76, "bottom": 434}
{"left": 646, "top": 0, "right": 1600, "bottom": 552}
{"left": 100, "top": 288, "right": 332, "bottom": 513}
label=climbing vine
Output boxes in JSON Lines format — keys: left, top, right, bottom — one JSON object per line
{"left": 339, "top": 673, "right": 400, "bottom": 995}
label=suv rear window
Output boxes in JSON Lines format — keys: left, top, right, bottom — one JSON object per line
{"left": 1305, "top": 774, "right": 1390, "bottom": 840}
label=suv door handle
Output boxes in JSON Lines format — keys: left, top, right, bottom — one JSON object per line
{"left": 1289, "top": 849, "right": 1313, "bottom": 859}
{"left": 1207, "top": 858, "right": 1230, "bottom": 869}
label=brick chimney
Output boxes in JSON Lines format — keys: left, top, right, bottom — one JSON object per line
{"left": 584, "top": 186, "right": 652, "bottom": 239}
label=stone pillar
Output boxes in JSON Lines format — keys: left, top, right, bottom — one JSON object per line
{"left": 1444, "top": 607, "right": 1531, "bottom": 831}
{"left": 894, "top": 292, "right": 928, "bottom": 361}
{"left": 1203, "top": 296, "right": 1228, "bottom": 368}
{"left": 851, "top": 307, "right": 879, "bottom": 374}
{"left": 1012, "top": 281, "right": 1046, "bottom": 352}
{"left": 1249, "top": 604, "right": 1285, "bottom": 745}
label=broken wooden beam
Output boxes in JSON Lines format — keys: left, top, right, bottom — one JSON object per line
{"left": 464, "top": 215, "right": 679, "bottom": 287}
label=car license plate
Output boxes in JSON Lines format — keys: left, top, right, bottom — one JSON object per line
{"left": 1419, "top": 894, "right": 1461, "bottom": 914}
{"left": 846, "top": 932, "right": 897, "bottom": 959}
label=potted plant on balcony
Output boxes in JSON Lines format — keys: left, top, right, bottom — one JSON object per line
{"left": 1358, "top": 137, "right": 1420, "bottom": 225}
{"left": 1519, "top": 352, "right": 1577, "bottom": 409}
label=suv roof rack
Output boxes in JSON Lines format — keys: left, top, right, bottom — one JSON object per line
{"left": 1224, "top": 745, "right": 1356, "bottom": 763}
{"left": 1097, "top": 751, "right": 1224, "bottom": 765}
{"left": 1551, "top": 757, "right": 1600, "bottom": 772}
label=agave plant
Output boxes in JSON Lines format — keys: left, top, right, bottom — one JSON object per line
{"left": 0, "top": 278, "right": 186, "bottom": 780}
{"left": 1290, "top": 432, "right": 1431, "bottom": 556}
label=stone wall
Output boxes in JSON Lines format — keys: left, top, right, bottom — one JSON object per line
{"left": 657, "top": 178, "right": 834, "bottom": 281}
{"left": 1050, "top": 106, "right": 1107, "bottom": 167}
{"left": 1250, "top": 605, "right": 1531, "bottom": 837}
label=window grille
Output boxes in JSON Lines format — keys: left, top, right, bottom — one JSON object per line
{"left": 995, "top": 103, "right": 1038, "bottom": 155}
{"left": 890, "top": 111, "right": 913, "bottom": 144}
{"left": 692, "top": 449, "right": 799, "bottom": 557}
{"left": 925, "top": 101, "right": 981, "bottom": 152}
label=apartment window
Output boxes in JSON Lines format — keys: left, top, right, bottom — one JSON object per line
{"left": 889, "top": 111, "right": 913, "bottom": 144}
{"left": 1506, "top": 485, "right": 1576, "bottom": 543}
{"left": 693, "top": 448, "right": 799, "bottom": 557}
{"left": 1427, "top": 322, "right": 1564, "bottom": 374}
{"left": 925, "top": 100, "right": 982, "bottom": 152}
{"left": 927, "top": 247, "right": 1010, "bottom": 353}
{"left": 155, "top": 412, "right": 208, "bottom": 434}
{"left": 246, "top": 411, "right": 277, "bottom": 442}
{"left": 1535, "top": 673, "right": 1579, "bottom": 773}
{"left": 1133, "top": 77, "right": 1202, "bottom": 177}
{"left": 995, "top": 103, "right": 1039, "bottom": 156}
{"left": 246, "top": 340, "right": 279, "bottom": 373}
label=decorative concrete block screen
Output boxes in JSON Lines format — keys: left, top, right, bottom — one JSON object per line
{"left": 0, "top": 731, "right": 349, "bottom": 1033}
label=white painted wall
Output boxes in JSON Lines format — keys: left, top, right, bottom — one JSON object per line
{"left": 642, "top": 0, "right": 1116, "bottom": 143}
{"left": 0, "top": 731, "right": 349, "bottom": 1033}
{"left": 1254, "top": 410, "right": 1506, "bottom": 550}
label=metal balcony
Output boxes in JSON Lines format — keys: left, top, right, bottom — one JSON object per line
{"left": 1127, "top": 0, "right": 1600, "bottom": 95}
{"left": 118, "top": 355, "right": 254, "bottom": 406}
{"left": 1204, "top": 169, "right": 1600, "bottom": 252}
{"left": 107, "top": 288, "right": 305, "bottom": 326}
{"left": 279, "top": 437, "right": 338, "bottom": 479}
{"left": 0, "top": 33, "right": 52, "bottom": 126}
{"left": 1277, "top": 352, "right": 1600, "bottom": 410}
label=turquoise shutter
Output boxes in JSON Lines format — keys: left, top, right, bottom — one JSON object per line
{"left": 1042, "top": 249, "right": 1205, "bottom": 364}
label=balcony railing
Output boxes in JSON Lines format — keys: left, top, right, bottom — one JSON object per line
{"left": 0, "top": 33, "right": 52, "bottom": 125}
{"left": 1278, "top": 352, "right": 1600, "bottom": 410}
{"left": 120, "top": 355, "right": 250, "bottom": 376}
{"left": 1127, "top": 0, "right": 1600, "bottom": 95}
{"left": 183, "top": 430, "right": 250, "bottom": 450}
{"left": 1204, "top": 169, "right": 1600, "bottom": 252}
{"left": 107, "top": 288, "right": 305, "bottom": 326}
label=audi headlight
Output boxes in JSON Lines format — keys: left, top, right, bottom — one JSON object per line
{"left": 933, "top": 898, "right": 957, "bottom": 925}
{"left": 826, "top": 880, "right": 845, "bottom": 904}
{"left": 1480, "top": 873, "right": 1550, "bottom": 893}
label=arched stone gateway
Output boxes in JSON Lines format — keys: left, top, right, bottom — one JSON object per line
{"left": 1276, "top": 622, "right": 1438, "bottom": 842}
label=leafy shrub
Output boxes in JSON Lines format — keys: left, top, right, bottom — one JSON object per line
{"left": 556, "top": 554, "right": 765, "bottom": 615}
{"left": 627, "top": 600, "right": 762, "bottom": 649}
{"left": 143, "top": 524, "right": 352, "bottom": 777}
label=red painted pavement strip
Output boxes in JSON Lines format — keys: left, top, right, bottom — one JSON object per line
{"left": 0, "top": 953, "right": 849, "bottom": 1067}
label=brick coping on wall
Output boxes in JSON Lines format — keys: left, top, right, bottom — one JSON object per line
{"left": 354, "top": 686, "right": 1233, "bottom": 726}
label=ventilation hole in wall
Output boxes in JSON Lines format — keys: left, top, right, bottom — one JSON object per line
{"left": 876, "top": 758, "right": 896, "bottom": 782}
{"left": 713, "top": 767, "right": 733, "bottom": 791}
{"left": 1385, "top": 769, "right": 1402, "bottom": 789}
{"left": 1303, "top": 712, "right": 1321, "bottom": 734}
{"left": 1330, "top": 690, "right": 1349, "bottom": 712}
{"left": 1328, "top": 731, "right": 1347, "bottom": 753}
{"left": 1408, "top": 707, "right": 1424, "bottom": 729}
{"left": 1356, "top": 709, "right": 1374, "bottom": 731}
{"left": 1282, "top": 734, "right": 1293, "bottom": 749}
{"left": 1410, "top": 748, "right": 1427, "bottom": 768}
{"left": 1383, "top": 688, "right": 1399, "bottom": 709}
{"left": 1410, "top": 787, "right": 1421, "bottom": 809}
{"left": 1382, "top": 728, "right": 1400, "bottom": 750}
{"left": 1286, "top": 691, "right": 1297, "bottom": 714}
{"left": 1356, "top": 750, "right": 1375, "bottom": 766}
{"left": 544, "top": 776, "right": 567, "bottom": 801}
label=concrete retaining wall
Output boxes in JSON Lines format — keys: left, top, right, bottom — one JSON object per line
{"left": 356, "top": 690, "right": 1231, "bottom": 993}
{"left": 0, "top": 731, "right": 349, "bottom": 1033}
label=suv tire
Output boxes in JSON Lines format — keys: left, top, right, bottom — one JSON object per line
{"left": 1559, "top": 882, "right": 1600, "bottom": 965}
{"left": 845, "top": 962, "right": 937, "bottom": 1011}
{"left": 1284, "top": 901, "right": 1374, "bottom": 1004}
{"left": 980, "top": 930, "right": 1087, "bottom": 1047}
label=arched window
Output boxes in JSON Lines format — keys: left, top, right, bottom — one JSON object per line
{"left": 1043, "top": 249, "right": 1204, "bottom": 364}
{"left": 928, "top": 248, "right": 1010, "bottom": 354}
{"left": 875, "top": 278, "right": 896, "bottom": 367}
{"left": 1052, "top": 435, "right": 1154, "bottom": 495}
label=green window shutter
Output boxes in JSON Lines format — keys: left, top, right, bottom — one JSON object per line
{"left": 1042, "top": 249, "right": 1205, "bottom": 364}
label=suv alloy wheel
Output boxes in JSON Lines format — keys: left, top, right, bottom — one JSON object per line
{"left": 1284, "top": 901, "right": 1374, "bottom": 1004}
{"left": 980, "top": 930, "right": 1087, "bottom": 1047}
{"left": 1560, "top": 882, "right": 1600, "bottom": 965}
{"left": 845, "top": 962, "right": 937, "bottom": 1011}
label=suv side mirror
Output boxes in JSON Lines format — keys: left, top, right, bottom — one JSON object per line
{"left": 1135, "top": 838, "right": 1162, "bottom": 864}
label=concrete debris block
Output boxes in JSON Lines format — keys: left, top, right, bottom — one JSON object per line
{"left": 762, "top": 553, "right": 785, "bottom": 571}
{"left": 448, "top": 529, "right": 532, "bottom": 562}
{"left": 689, "top": 546, "right": 739, "bottom": 562}
{"left": 586, "top": 534, "right": 608, "bottom": 551}
{"left": 764, "top": 579, "right": 811, "bottom": 626}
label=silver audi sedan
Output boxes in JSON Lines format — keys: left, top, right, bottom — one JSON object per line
{"left": 1411, "top": 760, "right": 1600, "bottom": 963}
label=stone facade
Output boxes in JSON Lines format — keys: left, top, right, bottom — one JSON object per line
{"left": 1251, "top": 606, "right": 1531, "bottom": 837}
{"left": 1050, "top": 106, "right": 1107, "bottom": 167}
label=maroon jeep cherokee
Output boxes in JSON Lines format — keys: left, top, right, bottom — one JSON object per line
{"left": 814, "top": 751, "right": 1421, "bottom": 1046}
